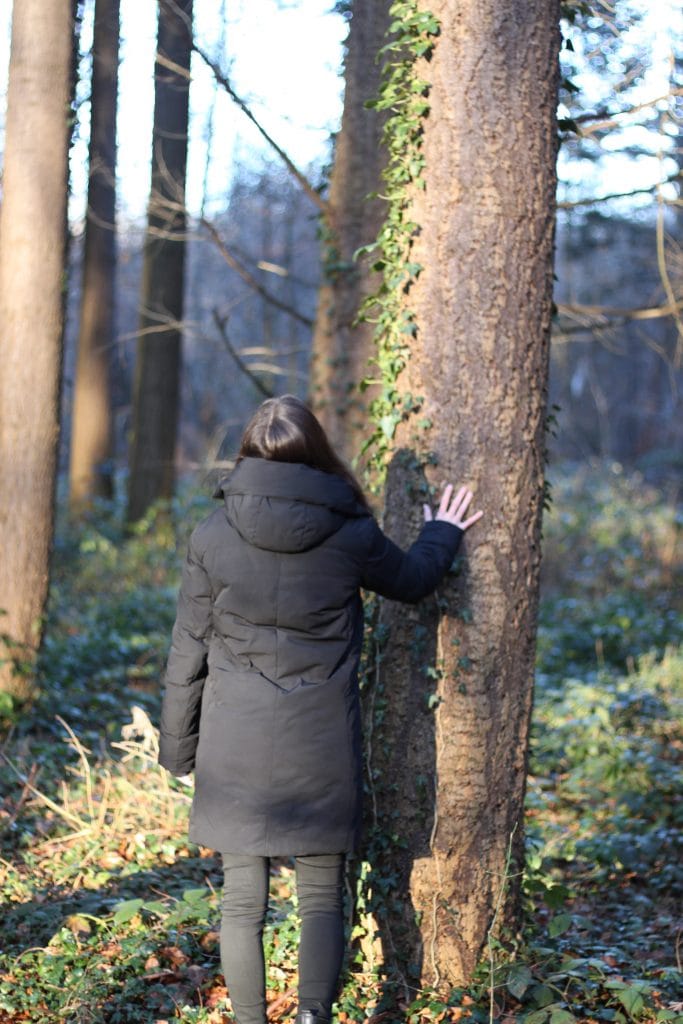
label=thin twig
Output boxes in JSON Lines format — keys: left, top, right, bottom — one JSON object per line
{"left": 570, "top": 87, "right": 683, "bottom": 129}
{"left": 266, "top": 987, "right": 296, "bottom": 1020}
{"left": 655, "top": 182, "right": 683, "bottom": 369}
{"left": 5, "top": 761, "right": 39, "bottom": 828}
{"left": 558, "top": 171, "right": 682, "bottom": 209}
{"left": 556, "top": 299, "right": 683, "bottom": 322}
{"left": 192, "top": 42, "right": 327, "bottom": 213}
{"left": 56, "top": 715, "right": 95, "bottom": 824}
{"left": 0, "top": 751, "right": 89, "bottom": 829}
{"left": 201, "top": 218, "right": 314, "bottom": 328}
{"left": 487, "top": 825, "right": 517, "bottom": 1024}
{"left": 212, "top": 309, "right": 274, "bottom": 398}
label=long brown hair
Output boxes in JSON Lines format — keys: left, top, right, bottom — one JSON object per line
{"left": 237, "top": 395, "right": 369, "bottom": 509}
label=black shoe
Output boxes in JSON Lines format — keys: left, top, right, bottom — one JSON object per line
{"left": 296, "top": 1011, "right": 329, "bottom": 1024}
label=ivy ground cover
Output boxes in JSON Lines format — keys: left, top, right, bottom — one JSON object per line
{"left": 0, "top": 462, "right": 681, "bottom": 1023}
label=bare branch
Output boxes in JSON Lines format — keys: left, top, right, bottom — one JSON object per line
{"left": 570, "top": 87, "right": 683, "bottom": 128}
{"left": 200, "top": 217, "right": 314, "bottom": 328}
{"left": 656, "top": 190, "right": 683, "bottom": 368}
{"left": 573, "top": 88, "right": 683, "bottom": 136}
{"left": 244, "top": 361, "right": 307, "bottom": 380}
{"left": 157, "top": 0, "right": 325, "bottom": 211}
{"left": 558, "top": 171, "right": 682, "bottom": 209}
{"left": 192, "top": 42, "right": 327, "bottom": 214}
{"left": 257, "top": 260, "right": 289, "bottom": 277}
{"left": 556, "top": 299, "right": 683, "bottom": 322}
{"left": 212, "top": 309, "right": 274, "bottom": 398}
{"left": 154, "top": 50, "right": 191, "bottom": 81}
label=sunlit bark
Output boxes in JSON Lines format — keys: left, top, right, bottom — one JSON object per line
{"left": 370, "top": 0, "right": 561, "bottom": 989}
{"left": 309, "top": 0, "right": 391, "bottom": 462}
{"left": 0, "top": 0, "right": 73, "bottom": 697}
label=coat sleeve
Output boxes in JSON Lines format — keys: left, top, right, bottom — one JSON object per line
{"left": 360, "top": 517, "right": 463, "bottom": 603}
{"left": 158, "top": 531, "right": 212, "bottom": 775}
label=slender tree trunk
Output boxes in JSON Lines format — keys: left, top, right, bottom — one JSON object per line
{"left": 127, "top": 0, "right": 192, "bottom": 523}
{"left": 368, "top": 0, "right": 560, "bottom": 989}
{"left": 309, "top": 0, "right": 391, "bottom": 462}
{"left": 69, "top": 0, "right": 120, "bottom": 506}
{"left": 0, "top": 0, "right": 73, "bottom": 698}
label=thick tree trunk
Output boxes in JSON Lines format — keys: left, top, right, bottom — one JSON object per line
{"left": 127, "top": 0, "right": 192, "bottom": 523}
{"left": 368, "top": 0, "right": 560, "bottom": 989}
{"left": 0, "top": 0, "right": 72, "bottom": 698}
{"left": 69, "top": 0, "right": 120, "bottom": 506}
{"left": 309, "top": 0, "right": 390, "bottom": 462}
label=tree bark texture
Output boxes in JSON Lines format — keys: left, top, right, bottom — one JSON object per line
{"left": 69, "top": 0, "right": 120, "bottom": 506}
{"left": 367, "top": 0, "right": 560, "bottom": 989}
{"left": 127, "top": 0, "right": 192, "bottom": 523}
{"left": 309, "top": 0, "right": 390, "bottom": 463}
{"left": 0, "top": 0, "right": 72, "bottom": 697}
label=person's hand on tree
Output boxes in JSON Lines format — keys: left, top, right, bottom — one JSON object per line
{"left": 423, "top": 484, "right": 483, "bottom": 530}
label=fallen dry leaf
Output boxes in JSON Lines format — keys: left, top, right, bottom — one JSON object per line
{"left": 64, "top": 914, "right": 92, "bottom": 936}
{"left": 204, "top": 982, "right": 229, "bottom": 1009}
{"left": 158, "top": 944, "right": 189, "bottom": 967}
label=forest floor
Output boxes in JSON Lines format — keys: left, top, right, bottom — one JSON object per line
{"left": 0, "top": 461, "right": 681, "bottom": 1024}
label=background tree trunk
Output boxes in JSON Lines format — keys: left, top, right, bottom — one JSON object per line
{"left": 368, "top": 0, "right": 560, "bottom": 989}
{"left": 127, "top": 0, "right": 192, "bottom": 523}
{"left": 69, "top": 0, "right": 120, "bottom": 507}
{"left": 0, "top": 0, "right": 73, "bottom": 698}
{"left": 309, "top": 0, "right": 390, "bottom": 463}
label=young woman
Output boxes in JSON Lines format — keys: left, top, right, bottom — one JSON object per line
{"left": 158, "top": 395, "right": 483, "bottom": 1024}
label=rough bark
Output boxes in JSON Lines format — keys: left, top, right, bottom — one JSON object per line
{"left": 69, "top": 0, "right": 120, "bottom": 506}
{"left": 368, "top": 0, "right": 560, "bottom": 989}
{"left": 309, "top": 0, "right": 391, "bottom": 462}
{"left": 0, "top": 0, "right": 73, "bottom": 697}
{"left": 127, "top": 0, "right": 192, "bottom": 523}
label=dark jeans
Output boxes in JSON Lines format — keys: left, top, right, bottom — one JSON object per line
{"left": 220, "top": 852, "right": 345, "bottom": 1024}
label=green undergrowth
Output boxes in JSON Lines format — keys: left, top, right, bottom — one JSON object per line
{"left": 0, "top": 462, "right": 681, "bottom": 1023}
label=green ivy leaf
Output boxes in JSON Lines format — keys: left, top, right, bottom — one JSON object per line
{"left": 544, "top": 882, "right": 570, "bottom": 910}
{"left": 380, "top": 415, "right": 397, "bottom": 440}
{"left": 142, "top": 900, "right": 168, "bottom": 916}
{"left": 549, "top": 912, "right": 573, "bottom": 937}
{"left": 524, "top": 1010, "right": 551, "bottom": 1024}
{"left": 112, "top": 898, "right": 144, "bottom": 925}
{"left": 529, "top": 984, "right": 557, "bottom": 1009}
{"left": 182, "top": 887, "right": 211, "bottom": 903}
{"left": 605, "top": 981, "right": 649, "bottom": 1019}
{"left": 550, "top": 1010, "right": 577, "bottom": 1024}
{"left": 506, "top": 963, "right": 533, "bottom": 1000}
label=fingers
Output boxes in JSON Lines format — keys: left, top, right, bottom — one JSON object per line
{"left": 437, "top": 483, "right": 454, "bottom": 517}
{"left": 460, "top": 509, "right": 484, "bottom": 530}
{"left": 433, "top": 482, "right": 483, "bottom": 531}
{"left": 423, "top": 503, "right": 433, "bottom": 522}
{"left": 449, "top": 487, "right": 472, "bottom": 519}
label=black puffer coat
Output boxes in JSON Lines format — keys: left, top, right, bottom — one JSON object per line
{"left": 158, "top": 457, "right": 461, "bottom": 855}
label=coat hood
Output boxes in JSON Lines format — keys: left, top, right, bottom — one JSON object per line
{"left": 213, "top": 457, "right": 369, "bottom": 553}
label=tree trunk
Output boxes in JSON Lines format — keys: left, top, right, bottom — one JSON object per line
{"left": 309, "top": 0, "right": 391, "bottom": 463}
{"left": 367, "top": 0, "right": 560, "bottom": 990}
{"left": 127, "top": 0, "right": 192, "bottom": 523}
{"left": 69, "top": 0, "right": 120, "bottom": 506}
{"left": 0, "top": 0, "right": 73, "bottom": 698}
